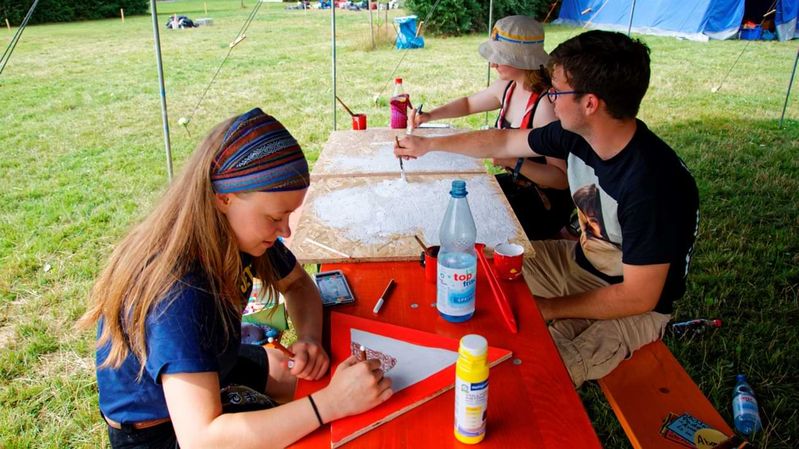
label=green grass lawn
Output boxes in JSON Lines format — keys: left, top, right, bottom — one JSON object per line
{"left": 1, "top": 1, "right": 797, "bottom": 447}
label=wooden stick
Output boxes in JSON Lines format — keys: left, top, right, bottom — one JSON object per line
{"left": 204, "top": 2, "right": 208, "bottom": 15}
{"left": 368, "top": 2, "right": 375, "bottom": 49}
{"left": 335, "top": 95, "right": 356, "bottom": 117}
{"left": 475, "top": 243, "right": 518, "bottom": 334}
{"left": 413, "top": 235, "right": 427, "bottom": 251}
{"left": 120, "top": 9, "right": 125, "bottom": 23}
{"left": 5, "top": 19, "right": 11, "bottom": 31}
{"left": 305, "top": 238, "right": 350, "bottom": 258}
{"left": 229, "top": 34, "right": 246, "bottom": 48}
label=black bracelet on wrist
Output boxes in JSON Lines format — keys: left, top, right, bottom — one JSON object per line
{"left": 308, "top": 394, "right": 324, "bottom": 426}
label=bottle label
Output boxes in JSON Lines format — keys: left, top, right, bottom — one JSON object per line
{"left": 455, "top": 376, "right": 488, "bottom": 437}
{"left": 437, "top": 263, "right": 476, "bottom": 316}
{"left": 733, "top": 394, "right": 759, "bottom": 417}
{"left": 390, "top": 94, "right": 409, "bottom": 128}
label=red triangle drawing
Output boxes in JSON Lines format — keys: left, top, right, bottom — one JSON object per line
{"left": 328, "top": 312, "right": 512, "bottom": 448}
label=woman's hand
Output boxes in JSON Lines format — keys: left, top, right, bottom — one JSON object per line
{"left": 410, "top": 110, "right": 429, "bottom": 128}
{"left": 289, "top": 337, "right": 329, "bottom": 380}
{"left": 313, "top": 356, "right": 393, "bottom": 422}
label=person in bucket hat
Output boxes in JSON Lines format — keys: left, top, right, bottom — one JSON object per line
{"left": 478, "top": 15, "right": 550, "bottom": 71}
{"left": 411, "top": 16, "right": 573, "bottom": 240}
{"left": 81, "top": 108, "right": 392, "bottom": 448}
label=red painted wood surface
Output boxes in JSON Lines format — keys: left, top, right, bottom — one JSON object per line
{"left": 599, "top": 341, "right": 734, "bottom": 449}
{"left": 290, "top": 261, "right": 601, "bottom": 449}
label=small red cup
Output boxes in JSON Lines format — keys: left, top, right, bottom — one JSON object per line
{"left": 493, "top": 243, "right": 524, "bottom": 281}
{"left": 419, "top": 245, "right": 440, "bottom": 283}
{"left": 352, "top": 113, "right": 367, "bottom": 130}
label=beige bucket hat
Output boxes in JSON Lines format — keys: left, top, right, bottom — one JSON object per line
{"left": 478, "top": 16, "right": 550, "bottom": 70}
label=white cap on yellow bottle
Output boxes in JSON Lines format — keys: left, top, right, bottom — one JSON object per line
{"left": 459, "top": 334, "right": 487, "bottom": 357}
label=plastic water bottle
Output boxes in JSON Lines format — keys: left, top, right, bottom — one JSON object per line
{"left": 437, "top": 180, "right": 477, "bottom": 322}
{"left": 454, "top": 334, "right": 488, "bottom": 444}
{"left": 732, "top": 374, "right": 762, "bottom": 436}
{"left": 390, "top": 78, "right": 409, "bottom": 129}
{"left": 669, "top": 318, "right": 722, "bottom": 336}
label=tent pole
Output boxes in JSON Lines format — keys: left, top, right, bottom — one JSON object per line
{"left": 779, "top": 46, "right": 798, "bottom": 129}
{"left": 484, "top": 0, "right": 494, "bottom": 128}
{"left": 332, "top": 3, "right": 337, "bottom": 131}
{"left": 369, "top": 2, "right": 375, "bottom": 50}
{"left": 627, "top": 0, "right": 636, "bottom": 36}
{"left": 150, "top": 0, "right": 173, "bottom": 181}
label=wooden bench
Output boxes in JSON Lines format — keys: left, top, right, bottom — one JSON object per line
{"left": 598, "top": 340, "right": 734, "bottom": 449}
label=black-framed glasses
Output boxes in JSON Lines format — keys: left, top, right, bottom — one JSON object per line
{"left": 546, "top": 88, "right": 584, "bottom": 103}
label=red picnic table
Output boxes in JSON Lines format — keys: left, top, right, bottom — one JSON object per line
{"left": 289, "top": 260, "right": 601, "bottom": 449}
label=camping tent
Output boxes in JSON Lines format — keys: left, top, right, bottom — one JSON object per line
{"left": 555, "top": 0, "right": 799, "bottom": 42}
{"left": 775, "top": 0, "right": 799, "bottom": 41}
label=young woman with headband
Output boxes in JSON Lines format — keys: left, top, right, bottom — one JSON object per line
{"left": 80, "top": 108, "right": 392, "bottom": 448}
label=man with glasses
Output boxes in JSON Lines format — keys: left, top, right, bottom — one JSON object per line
{"left": 395, "top": 30, "right": 699, "bottom": 388}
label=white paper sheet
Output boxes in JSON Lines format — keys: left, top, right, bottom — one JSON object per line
{"left": 351, "top": 328, "right": 459, "bottom": 393}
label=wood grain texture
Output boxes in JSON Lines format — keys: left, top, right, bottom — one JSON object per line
{"left": 290, "top": 261, "right": 600, "bottom": 449}
{"left": 311, "top": 128, "right": 485, "bottom": 179}
{"left": 289, "top": 173, "right": 533, "bottom": 264}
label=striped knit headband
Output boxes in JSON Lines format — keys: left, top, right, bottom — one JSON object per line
{"left": 211, "top": 108, "right": 310, "bottom": 194}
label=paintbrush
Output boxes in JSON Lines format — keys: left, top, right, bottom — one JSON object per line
{"left": 395, "top": 135, "right": 406, "bottom": 181}
{"left": 335, "top": 95, "right": 356, "bottom": 117}
{"left": 406, "top": 103, "right": 423, "bottom": 136}
{"left": 413, "top": 235, "right": 428, "bottom": 251}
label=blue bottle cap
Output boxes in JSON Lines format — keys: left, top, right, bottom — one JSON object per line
{"left": 736, "top": 374, "right": 747, "bottom": 383}
{"left": 450, "top": 180, "right": 468, "bottom": 198}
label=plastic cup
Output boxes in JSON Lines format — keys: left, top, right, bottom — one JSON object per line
{"left": 493, "top": 243, "right": 524, "bottom": 281}
{"left": 352, "top": 113, "right": 367, "bottom": 130}
{"left": 419, "top": 245, "right": 440, "bottom": 283}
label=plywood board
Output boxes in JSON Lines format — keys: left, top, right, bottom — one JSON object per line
{"left": 290, "top": 173, "right": 534, "bottom": 264}
{"left": 311, "top": 127, "right": 486, "bottom": 178}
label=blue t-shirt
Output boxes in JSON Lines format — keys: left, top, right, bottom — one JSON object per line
{"left": 97, "top": 240, "right": 297, "bottom": 424}
{"left": 528, "top": 120, "right": 699, "bottom": 313}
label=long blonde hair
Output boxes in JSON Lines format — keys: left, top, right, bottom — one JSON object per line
{"left": 79, "top": 117, "right": 278, "bottom": 373}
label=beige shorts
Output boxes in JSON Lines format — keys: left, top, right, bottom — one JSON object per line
{"left": 523, "top": 240, "right": 671, "bottom": 388}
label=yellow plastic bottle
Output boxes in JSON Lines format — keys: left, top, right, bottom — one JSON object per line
{"left": 454, "top": 334, "right": 489, "bottom": 444}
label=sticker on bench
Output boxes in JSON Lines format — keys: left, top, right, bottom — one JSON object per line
{"left": 659, "top": 412, "right": 719, "bottom": 448}
{"left": 694, "top": 428, "right": 731, "bottom": 449}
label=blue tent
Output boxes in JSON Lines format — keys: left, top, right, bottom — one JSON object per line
{"left": 775, "top": 0, "right": 799, "bottom": 41}
{"left": 556, "top": 0, "right": 798, "bottom": 41}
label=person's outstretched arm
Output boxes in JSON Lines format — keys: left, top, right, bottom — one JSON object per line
{"left": 396, "top": 128, "right": 539, "bottom": 160}
{"left": 412, "top": 81, "right": 506, "bottom": 127}
{"left": 492, "top": 157, "right": 569, "bottom": 190}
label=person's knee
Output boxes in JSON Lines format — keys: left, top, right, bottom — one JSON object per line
{"left": 563, "top": 321, "right": 629, "bottom": 384}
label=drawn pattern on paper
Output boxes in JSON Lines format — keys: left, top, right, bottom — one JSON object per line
{"left": 350, "top": 328, "right": 459, "bottom": 393}
{"left": 350, "top": 342, "right": 398, "bottom": 373}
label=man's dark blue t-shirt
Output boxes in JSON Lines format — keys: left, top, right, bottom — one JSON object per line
{"left": 97, "top": 240, "right": 296, "bottom": 424}
{"left": 528, "top": 120, "right": 699, "bottom": 313}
